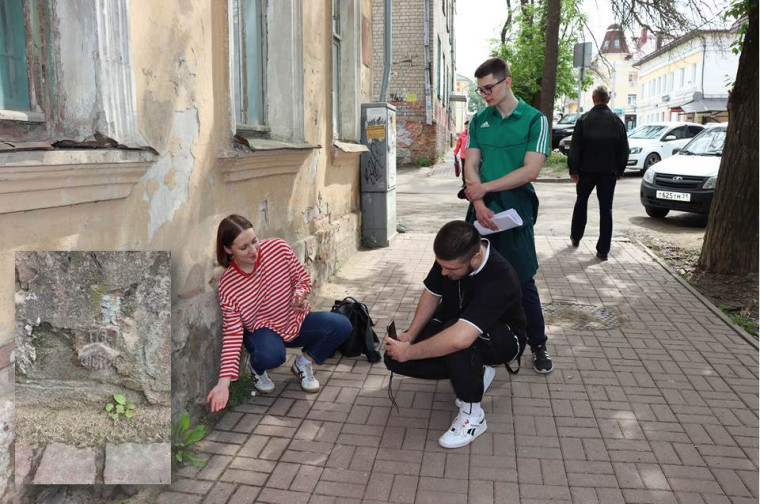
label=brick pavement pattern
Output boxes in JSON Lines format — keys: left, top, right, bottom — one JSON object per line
{"left": 160, "top": 235, "right": 758, "bottom": 504}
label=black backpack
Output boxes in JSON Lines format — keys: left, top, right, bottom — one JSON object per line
{"left": 330, "top": 297, "right": 381, "bottom": 363}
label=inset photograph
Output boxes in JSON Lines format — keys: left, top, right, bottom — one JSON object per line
{"left": 14, "top": 251, "right": 171, "bottom": 485}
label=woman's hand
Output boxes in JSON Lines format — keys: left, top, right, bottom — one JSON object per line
{"left": 206, "top": 378, "right": 231, "bottom": 413}
{"left": 291, "top": 293, "right": 307, "bottom": 312}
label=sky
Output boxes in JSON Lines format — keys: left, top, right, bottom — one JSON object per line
{"left": 454, "top": 0, "right": 613, "bottom": 80}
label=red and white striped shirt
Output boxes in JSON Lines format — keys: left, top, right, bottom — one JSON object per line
{"left": 217, "top": 238, "right": 312, "bottom": 380}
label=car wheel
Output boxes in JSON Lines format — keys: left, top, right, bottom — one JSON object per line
{"left": 645, "top": 206, "right": 669, "bottom": 218}
{"left": 641, "top": 153, "right": 661, "bottom": 173}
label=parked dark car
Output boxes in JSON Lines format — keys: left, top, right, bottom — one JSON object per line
{"left": 558, "top": 135, "right": 572, "bottom": 156}
{"left": 551, "top": 113, "right": 580, "bottom": 148}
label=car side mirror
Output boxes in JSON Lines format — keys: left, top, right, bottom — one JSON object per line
{"left": 672, "top": 148, "right": 681, "bottom": 154}
{"left": 663, "top": 135, "right": 677, "bottom": 141}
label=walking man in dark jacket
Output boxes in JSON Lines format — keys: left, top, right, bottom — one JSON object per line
{"left": 567, "top": 86, "right": 629, "bottom": 260}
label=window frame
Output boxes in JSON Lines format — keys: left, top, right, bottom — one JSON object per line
{"left": 0, "top": 0, "right": 50, "bottom": 129}
{"left": 332, "top": 0, "right": 342, "bottom": 138}
{"left": 231, "top": 0, "right": 268, "bottom": 134}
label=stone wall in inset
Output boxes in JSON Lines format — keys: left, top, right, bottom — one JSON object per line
{"left": 15, "top": 252, "right": 171, "bottom": 406}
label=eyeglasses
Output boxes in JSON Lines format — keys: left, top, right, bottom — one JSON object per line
{"left": 475, "top": 77, "right": 507, "bottom": 96}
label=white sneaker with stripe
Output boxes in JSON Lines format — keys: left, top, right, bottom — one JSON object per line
{"left": 438, "top": 411, "right": 488, "bottom": 449}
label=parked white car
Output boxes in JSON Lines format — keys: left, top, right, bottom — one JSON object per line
{"left": 627, "top": 122, "right": 705, "bottom": 173}
{"left": 640, "top": 123, "right": 727, "bottom": 217}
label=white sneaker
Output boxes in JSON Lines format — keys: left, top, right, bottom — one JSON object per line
{"left": 251, "top": 369, "right": 275, "bottom": 394}
{"left": 291, "top": 360, "right": 320, "bottom": 393}
{"left": 438, "top": 411, "right": 487, "bottom": 449}
{"left": 455, "top": 366, "right": 496, "bottom": 408}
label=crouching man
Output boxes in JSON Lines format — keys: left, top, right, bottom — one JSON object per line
{"left": 384, "top": 220, "right": 526, "bottom": 448}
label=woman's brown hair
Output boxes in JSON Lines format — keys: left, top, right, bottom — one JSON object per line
{"left": 216, "top": 214, "right": 254, "bottom": 268}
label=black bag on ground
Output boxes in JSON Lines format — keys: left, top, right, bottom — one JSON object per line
{"left": 330, "top": 297, "right": 381, "bottom": 363}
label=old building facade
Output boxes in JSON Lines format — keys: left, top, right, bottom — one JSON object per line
{"left": 371, "top": 0, "right": 457, "bottom": 165}
{"left": 634, "top": 29, "right": 739, "bottom": 125}
{"left": 0, "top": 0, "right": 373, "bottom": 497}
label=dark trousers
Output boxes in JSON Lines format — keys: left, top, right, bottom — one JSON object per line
{"left": 570, "top": 172, "right": 617, "bottom": 256}
{"left": 521, "top": 278, "right": 547, "bottom": 349}
{"left": 243, "top": 311, "right": 351, "bottom": 374}
{"left": 384, "top": 319, "right": 520, "bottom": 403}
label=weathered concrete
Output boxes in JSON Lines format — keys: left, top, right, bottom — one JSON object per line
{"left": 103, "top": 443, "right": 171, "bottom": 484}
{"left": 32, "top": 443, "right": 96, "bottom": 485}
{"left": 15, "top": 252, "right": 171, "bottom": 406}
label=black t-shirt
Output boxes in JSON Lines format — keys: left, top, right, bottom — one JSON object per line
{"left": 423, "top": 240, "right": 526, "bottom": 335}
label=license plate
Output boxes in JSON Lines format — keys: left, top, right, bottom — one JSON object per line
{"left": 656, "top": 190, "right": 691, "bottom": 202}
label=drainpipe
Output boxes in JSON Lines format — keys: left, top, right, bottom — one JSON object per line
{"left": 700, "top": 36, "right": 706, "bottom": 96}
{"left": 423, "top": 0, "right": 432, "bottom": 124}
{"left": 379, "top": 0, "right": 392, "bottom": 101}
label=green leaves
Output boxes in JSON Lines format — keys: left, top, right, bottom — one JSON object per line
{"left": 105, "top": 393, "right": 137, "bottom": 421}
{"left": 172, "top": 411, "right": 208, "bottom": 469}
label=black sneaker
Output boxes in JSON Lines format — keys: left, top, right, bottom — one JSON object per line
{"left": 571, "top": 238, "right": 580, "bottom": 248}
{"left": 532, "top": 345, "right": 554, "bottom": 374}
{"left": 596, "top": 252, "right": 608, "bottom": 261}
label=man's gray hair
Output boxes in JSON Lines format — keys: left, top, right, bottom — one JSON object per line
{"left": 592, "top": 86, "right": 610, "bottom": 103}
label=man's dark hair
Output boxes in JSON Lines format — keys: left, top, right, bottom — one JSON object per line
{"left": 474, "top": 57, "right": 511, "bottom": 80}
{"left": 433, "top": 221, "right": 481, "bottom": 261}
{"left": 592, "top": 86, "right": 610, "bottom": 104}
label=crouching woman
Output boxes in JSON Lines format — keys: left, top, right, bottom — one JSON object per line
{"left": 206, "top": 214, "right": 351, "bottom": 413}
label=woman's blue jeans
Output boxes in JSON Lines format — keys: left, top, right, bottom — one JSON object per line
{"left": 243, "top": 311, "right": 351, "bottom": 375}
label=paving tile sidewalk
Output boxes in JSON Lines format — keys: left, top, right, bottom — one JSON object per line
{"left": 160, "top": 235, "right": 758, "bottom": 504}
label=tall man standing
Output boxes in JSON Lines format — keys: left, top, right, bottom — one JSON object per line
{"left": 462, "top": 57, "right": 553, "bottom": 374}
{"left": 568, "top": 86, "right": 629, "bottom": 260}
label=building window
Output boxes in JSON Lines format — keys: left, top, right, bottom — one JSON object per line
{"left": 628, "top": 71, "right": 637, "bottom": 86}
{"left": 614, "top": 39, "right": 620, "bottom": 48}
{"left": 232, "top": 0, "right": 265, "bottom": 129}
{"left": 332, "top": 0, "right": 341, "bottom": 137}
{"left": 0, "top": 1, "right": 31, "bottom": 111}
{"left": 0, "top": 0, "right": 48, "bottom": 125}
{"left": 229, "top": 0, "right": 305, "bottom": 142}
{"left": 668, "top": 72, "right": 674, "bottom": 91}
{"left": 436, "top": 36, "right": 442, "bottom": 98}
{"left": 679, "top": 68, "right": 685, "bottom": 87}
{"left": 628, "top": 94, "right": 636, "bottom": 106}
{"left": 691, "top": 63, "right": 697, "bottom": 84}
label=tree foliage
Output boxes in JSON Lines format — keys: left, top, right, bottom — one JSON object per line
{"left": 490, "top": 0, "right": 589, "bottom": 109}
{"left": 467, "top": 81, "right": 486, "bottom": 112}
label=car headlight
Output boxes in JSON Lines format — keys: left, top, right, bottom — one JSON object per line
{"left": 643, "top": 169, "right": 655, "bottom": 184}
{"left": 630, "top": 147, "right": 642, "bottom": 154}
{"left": 703, "top": 176, "right": 717, "bottom": 189}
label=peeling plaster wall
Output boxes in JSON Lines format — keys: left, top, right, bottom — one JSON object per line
{"left": 0, "top": 0, "right": 371, "bottom": 496}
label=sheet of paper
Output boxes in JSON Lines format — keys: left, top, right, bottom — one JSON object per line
{"left": 474, "top": 208, "right": 523, "bottom": 236}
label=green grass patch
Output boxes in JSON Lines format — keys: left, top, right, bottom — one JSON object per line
{"left": 539, "top": 152, "right": 568, "bottom": 178}
{"left": 228, "top": 375, "right": 256, "bottom": 408}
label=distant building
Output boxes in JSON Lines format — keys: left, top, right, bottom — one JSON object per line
{"left": 451, "top": 72, "right": 471, "bottom": 134}
{"left": 575, "top": 25, "right": 657, "bottom": 131}
{"left": 372, "top": 0, "right": 457, "bottom": 165}
{"left": 634, "top": 29, "right": 739, "bottom": 125}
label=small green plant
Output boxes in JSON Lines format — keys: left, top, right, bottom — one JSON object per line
{"left": 172, "top": 411, "right": 207, "bottom": 468}
{"left": 105, "top": 393, "right": 136, "bottom": 420}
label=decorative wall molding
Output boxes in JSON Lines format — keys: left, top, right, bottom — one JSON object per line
{"left": 0, "top": 149, "right": 155, "bottom": 214}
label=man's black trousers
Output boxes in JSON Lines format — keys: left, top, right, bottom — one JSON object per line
{"left": 571, "top": 172, "right": 617, "bottom": 256}
{"left": 384, "top": 319, "right": 521, "bottom": 403}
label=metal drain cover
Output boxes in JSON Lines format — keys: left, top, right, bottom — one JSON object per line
{"left": 543, "top": 302, "right": 621, "bottom": 330}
